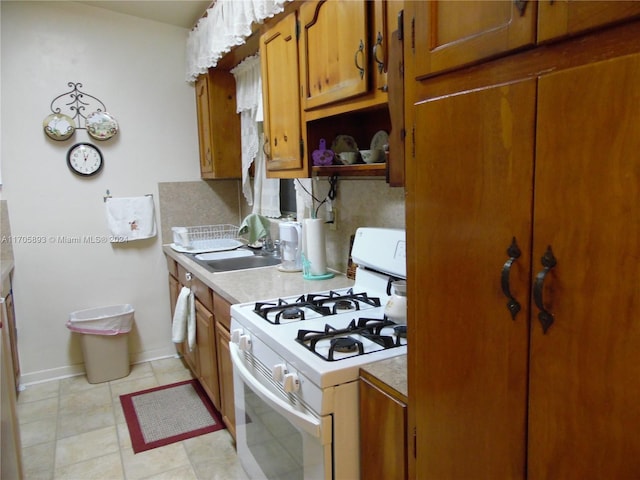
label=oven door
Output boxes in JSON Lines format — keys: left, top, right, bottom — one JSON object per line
{"left": 230, "top": 343, "right": 333, "bottom": 480}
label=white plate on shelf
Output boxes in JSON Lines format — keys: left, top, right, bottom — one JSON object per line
{"left": 370, "top": 130, "right": 389, "bottom": 151}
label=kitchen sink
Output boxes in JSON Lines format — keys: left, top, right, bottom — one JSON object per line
{"left": 190, "top": 248, "right": 281, "bottom": 273}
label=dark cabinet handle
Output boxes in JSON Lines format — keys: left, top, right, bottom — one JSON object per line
{"left": 514, "top": 0, "right": 528, "bottom": 16}
{"left": 263, "top": 137, "right": 271, "bottom": 160}
{"left": 372, "top": 31, "right": 384, "bottom": 74}
{"left": 354, "top": 39, "right": 365, "bottom": 79}
{"left": 533, "top": 246, "right": 557, "bottom": 333}
{"left": 501, "top": 237, "right": 522, "bottom": 320}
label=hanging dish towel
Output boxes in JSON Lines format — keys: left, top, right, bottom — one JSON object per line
{"left": 171, "top": 286, "right": 196, "bottom": 353}
{"left": 105, "top": 195, "right": 157, "bottom": 242}
{"left": 239, "top": 213, "right": 271, "bottom": 244}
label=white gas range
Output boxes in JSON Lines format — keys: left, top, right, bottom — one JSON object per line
{"left": 230, "top": 227, "right": 406, "bottom": 480}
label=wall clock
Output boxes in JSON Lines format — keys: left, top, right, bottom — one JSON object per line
{"left": 67, "top": 143, "right": 104, "bottom": 177}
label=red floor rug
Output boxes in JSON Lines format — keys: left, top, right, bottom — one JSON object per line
{"left": 120, "top": 379, "right": 225, "bottom": 453}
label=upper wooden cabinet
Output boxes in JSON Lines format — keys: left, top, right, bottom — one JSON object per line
{"left": 195, "top": 69, "right": 242, "bottom": 179}
{"left": 408, "top": 0, "right": 640, "bottom": 79}
{"left": 260, "top": 0, "right": 405, "bottom": 182}
{"left": 298, "top": 0, "right": 368, "bottom": 111}
{"left": 409, "top": 0, "right": 536, "bottom": 79}
{"left": 261, "top": 11, "right": 307, "bottom": 178}
{"left": 406, "top": 20, "right": 640, "bottom": 479}
{"left": 537, "top": 0, "right": 640, "bottom": 43}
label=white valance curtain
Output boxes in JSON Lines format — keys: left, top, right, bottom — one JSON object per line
{"left": 186, "top": 0, "right": 291, "bottom": 82}
{"left": 231, "top": 55, "right": 281, "bottom": 218}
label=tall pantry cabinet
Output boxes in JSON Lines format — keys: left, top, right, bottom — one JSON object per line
{"left": 404, "top": 7, "right": 640, "bottom": 479}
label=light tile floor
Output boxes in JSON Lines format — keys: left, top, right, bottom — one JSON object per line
{"left": 17, "top": 357, "right": 249, "bottom": 480}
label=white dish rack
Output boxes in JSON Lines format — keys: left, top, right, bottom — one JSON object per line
{"left": 171, "top": 224, "right": 243, "bottom": 253}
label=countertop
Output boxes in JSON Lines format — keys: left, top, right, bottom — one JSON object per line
{"left": 360, "top": 355, "right": 407, "bottom": 400}
{"left": 163, "top": 244, "right": 407, "bottom": 395}
{"left": 163, "top": 244, "right": 355, "bottom": 306}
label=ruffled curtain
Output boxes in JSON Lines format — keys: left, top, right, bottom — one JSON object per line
{"left": 186, "top": 0, "right": 291, "bottom": 82}
{"left": 231, "top": 55, "right": 281, "bottom": 218}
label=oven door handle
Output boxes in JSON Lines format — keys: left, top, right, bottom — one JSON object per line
{"left": 230, "top": 343, "right": 327, "bottom": 442}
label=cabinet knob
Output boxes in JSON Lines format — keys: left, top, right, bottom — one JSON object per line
{"left": 230, "top": 328, "right": 243, "bottom": 344}
{"left": 272, "top": 363, "right": 287, "bottom": 381}
{"left": 283, "top": 372, "right": 300, "bottom": 393}
{"left": 238, "top": 334, "right": 252, "bottom": 351}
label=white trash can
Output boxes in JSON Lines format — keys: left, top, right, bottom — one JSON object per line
{"left": 66, "top": 304, "right": 134, "bottom": 384}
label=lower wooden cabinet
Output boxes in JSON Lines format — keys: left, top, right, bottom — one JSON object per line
{"left": 2, "top": 286, "right": 24, "bottom": 480}
{"left": 166, "top": 256, "right": 236, "bottom": 442}
{"left": 213, "top": 293, "right": 235, "bottom": 441}
{"left": 359, "top": 371, "right": 407, "bottom": 480}
{"left": 195, "top": 299, "right": 220, "bottom": 411}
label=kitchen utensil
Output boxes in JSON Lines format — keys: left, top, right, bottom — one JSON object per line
{"left": 312, "top": 139, "right": 334, "bottom": 166}
{"left": 384, "top": 280, "right": 407, "bottom": 324}
{"left": 278, "top": 221, "right": 303, "bottom": 272}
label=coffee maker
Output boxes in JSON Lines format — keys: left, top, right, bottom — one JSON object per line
{"left": 278, "top": 221, "right": 302, "bottom": 272}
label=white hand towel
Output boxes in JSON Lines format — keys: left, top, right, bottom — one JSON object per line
{"left": 171, "top": 286, "right": 191, "bottom": 343}
{"left": 187, "top": 290, "right": 196, "bottom": 352}
{"left": 105, "top": 196, "right": 157, "bottom": 242}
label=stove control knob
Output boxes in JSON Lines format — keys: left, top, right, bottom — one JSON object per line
{"left": 283, "top": 372, "right": 300, "bottom": 393}
{"left": 272, "top": 364, "right": 287, "bottom": 382}
{"left": 238, "top": 334, "right": 252, "bottom": 351}
{"left": 230, "top": 328, "right": 243, "bottom": 344}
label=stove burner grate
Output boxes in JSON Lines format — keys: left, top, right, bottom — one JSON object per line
{"left": 296, "top": 318, "right": 404, "bottom": 361}
{"left": 307, "top": 288, "right": 381, "bottom": 312}
{"left": 254, "top": 295, "right": 331, "bottom": 324}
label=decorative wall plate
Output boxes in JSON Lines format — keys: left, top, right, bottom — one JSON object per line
{"left": 86, "top": 111, "right": 119, "bottom": 140}
{"left": 43, "top": 113, "right": 76, "bottom": 141}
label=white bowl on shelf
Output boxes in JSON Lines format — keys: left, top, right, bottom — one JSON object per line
{"left": 359, "top": 149, "right": 385, "bottom": 164}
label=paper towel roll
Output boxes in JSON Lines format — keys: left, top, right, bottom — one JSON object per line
{"left": 303, "top": 218, "right": 327, "bottom": 276}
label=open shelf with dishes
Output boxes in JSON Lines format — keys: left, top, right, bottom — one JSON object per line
{"left": 307, "top": 106, "right": 391, "bottom": 178}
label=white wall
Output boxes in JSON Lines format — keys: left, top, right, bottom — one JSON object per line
{"left": 1, "top": 1, "right": 202, "bottom": 383}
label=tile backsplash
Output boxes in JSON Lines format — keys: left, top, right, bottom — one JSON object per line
{"left": 159, "top": 178, "right": 405, "bottom": 274}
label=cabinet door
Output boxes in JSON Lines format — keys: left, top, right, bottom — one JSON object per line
{"left": 195, "top": 74, "right": 214, "bottom": 177}
{"left": 371, "top": 0, "right": 403, "bottom": 95}
{"left": 1, "top": 301, "right": 24, "bottom": 480}
{"left": 538, "top": 0, "right": 640, "bottom": 43}
{"left": 360, "top": 376, "right": 407, "bottom": 480}
{"left": 195, "top": 70, "right": 242, "bottom": 180}
{"left": 196, "top": 299, "right": 220, "bottom": 410}
{"left": 528, "top": 53, "right": 640, "bottom": 479}
{"left": 4, "top": 293, "right": 19, "bottom": 388}
{"left": 216, "top": 321, "right": 235, "bottom": 441}
{"left": 299, "top": 0, "right": 368, "bottom": 110}
{"left": 408, "top": 79, "right": 536, "bottom": 479}
{"left": 409, "top": 1, "right": 536, "bottom": 79}
{"left": 168, "top": 275, "right": 184, "bottom": 357}
{"left": 261, "top": 12, "right": 306, "bottom": 177}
